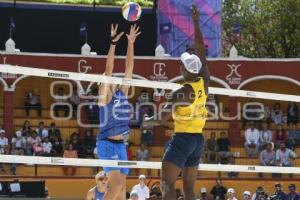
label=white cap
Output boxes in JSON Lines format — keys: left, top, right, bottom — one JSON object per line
{"left": 227, "top": 188, "right": 235, "bottom": 193}
{"left": 201, "top": 187, "right": 207, "bottom": 193}
{"left": 0, "top": 129, "right": 5, "bottom": 133}
{"left": 243, "top": 191, "right": 251, "bottom": 196}
{"left": 180, "top": 52, "right": 202, "bottom": 74}
{"left": 139, "top": 174, "right": 146, "bottom": 179}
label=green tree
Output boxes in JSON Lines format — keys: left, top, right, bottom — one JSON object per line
{"left": 222, "top": 0, "right": 300, "bottom": 58}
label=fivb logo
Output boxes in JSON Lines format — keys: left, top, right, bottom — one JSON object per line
{"left": 150, "top": 63, "right": 168, "bottom": 81}
{"left": 226, "top": 64, "right": 242, "bottom": 85}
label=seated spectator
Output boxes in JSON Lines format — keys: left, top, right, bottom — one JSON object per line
{"left": 210, "top": 179, "right": 227, "bottom": 200}
{"left": 24, "top": 89, "right": 41, "bottom": 116}
{"left": 263, "top": 104, "right": 272, "bottom": 123}
{"left": 48, "top": 122, "right": 61, "bottom": 141}
{"left": 51, "top": 135, "right": 63, "bottom": 157}
{"left": 205, "top": 132, "right": 218, "bottom": 164}
{"left": 127, "top": 143, "right": 134, "bottom": 161}
{"left": 274, "top": 124, "right": 288, "bottom": 149}
{"left": 69, "top": 86, "right": 80, "bottom": 117}
{"left": 242, "top": 191, "right": 251, "bottom": 200}
{"left": 0, "top": 130, "right": 8, "bottom": 154}
{"left": 259, "top": 122, "right": 272, "bottom": 150}
{"left": 259, "top": 142, "right": 275, "bottom": 178}
{"left": 53, "top": 87, "right": 70, "bottom": 117}
{"left": 85, "top": 89, "right": 99, "bottom": 125}
{"left": 252, "top": 186, "right": 268, "bottom": 200}
{"left": 217, "top": 132, "right": 231, "bottom": 163}
{"left": 23, "top": 131, "right": 33, "bottom": 156}
{"left": 131, "top": 175, "right": 150, "bottom": 200}
{"left": 11, "top": 131, "right": 25, "bottom": 175}
{"left": 70, "top": 132, "right": 82, "bottom": 156}
{"left": 272, "top": 102, "right": 283, "bottom": 125}
{"left": 140, "top": 114, "right": 154, "bottom": 145}
{"left": 227, "top": 188, "right": 237, "bottom": 200}
{"left": 288, "top": 123, "right": 300, "bottom": 150}
{"left": 275, "top": 142, "right": 297, "bottom": 178}
{"left": 82, "top": 130, "right": 96, "bottom": 158}
{"left": 42, "top": 137, "right": 52, "bottom": 157}
{"left": 22, "top": 120, "right": 32, "bottom": 137}
{"left": 287, "top": 102, "right": 299, "bottom": 125}
{"left": 36, "top": 121, "right": 48, "bottom": 139}
{"left": 244, "top": 122, "right": 260, "bottom": 157}
{"left": 129, "top": 191, "right": 139, "bottom": 200}
{"left": 271, "top": 183, "right": 287, "bottom": 200}
{"left": 287, "top": 184, "right": 300, "bottom": 200}
{"left": 63, "top": 143, "right": 78, "bottom": 176}
{"left": 149, "top": 185, "right": 162, "bottom": 199}
{"left": 227, "top": 156, "right": 239, "bottom": 178}
{"left": 136, "top": 144, "right": 150, "bottom": 161}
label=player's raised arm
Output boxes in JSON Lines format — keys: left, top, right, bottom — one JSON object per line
{"left": 191, "top": 5, "right": 210, "bottom": 93}
{"left": 98, "top": 24, "right": 124, "bottom": 105}
{"left": 120, "top": 24, "right": 141, "bottom": 97}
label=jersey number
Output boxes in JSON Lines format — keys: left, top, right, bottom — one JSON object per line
{"left": 198, "top": 90, "right": 203, "bottom": 98}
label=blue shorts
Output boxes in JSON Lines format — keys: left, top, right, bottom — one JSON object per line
{"left": 163, "top": 133, "right": 204, "bottom": 168}
{"left": 96, "top": 140, "right": 129, "bottom": 175}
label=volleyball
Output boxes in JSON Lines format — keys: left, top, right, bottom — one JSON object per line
{"left": 122, "top": 2, "right": 142, "bottom": 22}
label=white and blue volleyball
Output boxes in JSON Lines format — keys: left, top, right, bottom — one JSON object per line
{"left": 122, "top": 2, "right": 142, "bottom": 22}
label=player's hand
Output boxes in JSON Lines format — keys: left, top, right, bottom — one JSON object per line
{"left": 191, "top": 4, "right": 199, "bottom": 22}
{"left": 111, "top": 24, "right": 124, "bottom": 43}
{"left": 126, "top": 24, "right": 141, "bottom": 44}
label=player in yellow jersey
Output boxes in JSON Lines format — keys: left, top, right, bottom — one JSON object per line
{"left": 159, "top": 5, "right": 210, "bottom": 200}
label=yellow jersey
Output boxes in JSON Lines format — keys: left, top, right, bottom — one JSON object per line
{"left": 173, "top": 78, "right": 207, "bottom": 133}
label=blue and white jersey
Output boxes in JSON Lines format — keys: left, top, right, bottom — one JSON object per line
{"left": 94, "top": 187, "right": 104, "bottom": 200}
{"left": 98, "top": 89, "right": 131, "bottom": 140}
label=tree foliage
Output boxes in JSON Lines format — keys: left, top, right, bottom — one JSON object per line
{"left": 222, "top": 0, "right": 300, "bottom": 58}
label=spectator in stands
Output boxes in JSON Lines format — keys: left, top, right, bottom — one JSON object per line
{"left": 69, "top": 86, "right": 80, "bottom": 117}
{"left": 136, "top": 144, "right": 150, "bottom": 162}
{"left": 252, "top": 186, "right": 268, "bottom": 200}
{"left": 0, "top": 130, "right": 8, "bottom": 155}
{"left": 217, "top": 132, "right": 231, "bottom": 163}
{"left": 274, "top": 124, "right": 288, "bottom": 149}
{"left": 85, "top": 88, "right": 99, "bottom": 125}
{"left": 137, "top": 90, "right": 150, "bottom": 104}
{"left": 36, "top": 121, "right": 48, "bottom": 139}
{"left": 227, "top": 156, "right": 239, "bottom": 178}
{"left": 259, "top": 122, "right": 272, "bottom": 150}
{"left": 243, "top": 191, "right": 251, "bottom": 200}
{"left": 127, "top": 142, "right": 134, "bottom": 161}
{"left": 51, "top": 135, "right": 63, "bottom": 157}
{"left": 276, "top": 142, "right": 297, "bottom": 178}
{"left": 140, "top": 114, "right": 154, "bottom": 145}
{"left": 244, "top": 122, "right": 260, "bottom": 157}
{"left": 129, "top": 191, "right": 139, "bottom": 200}
{"left": 205, "top": 132, "right": 218, "bottom": 164}
{"left": 11, "top": 130, "right": 25, "bottom": 175}
{"left": 24, "top": 89, "right": 42, "bottom": 117}
{"left": 199, "top": 187, "right": 209, "bottom": 200}
{"left": 259, "top": 142, "right": 275, "bottom": 178}
{"left": 176, "top": 188, "right": 184, "bottom": 199}
{"left": 149, "top": 185, "right": 162, "bottom": 199}
{"left": 42, "top": 137, "right": 52, "bottom": 157}
{"left": 272, "top": 102, "right": 283, "bottom": 125}
{"left": 70, "top": 132, "right": 83, "bottom": 157}
{"left": 287, "top": 102, "right": 299, "bottom": 125}
{"left": 210, "top": 179, "right": 227, "bottom": 200}
{"left": 263, "top": 104, "right": 272, "bottom": 123}
{"left": 288, "top": 123, "right": 300, "bottom": 150}
{"left": 63, "top": 143, "right": 78, "bottom": 176}
{"left": 53, "top": 87, "right": 70, "bottom": 117}
{"left": 31, "top": 131, "right": 42, "bottom": 156}
{"left": 275, "top": 142, "right": 297, "bottom": 178}
{"left": 271, "top": 183, "right": 287, "bottom": 200}
{"left": 22, "top": 120, "right": 32, "bottom": 137}
{"left": 227, "top": 188, "right": 237, "bottom": 200}
{"left": 131, "top": 174, "right": 150, "bottom": 200}
{"left": 48, "top": 122, "right": 61, "bottom": 141}
{"left": 82, "top": 129, "right": 96, "bottom": 158}
{"left": 23, "top": 131, "right": 33, "bottom": 156}
{"left": 287, "top": 184, "right": 300, "bottom": 200}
